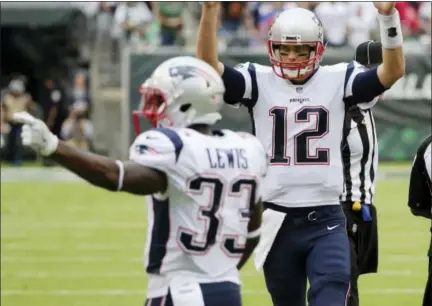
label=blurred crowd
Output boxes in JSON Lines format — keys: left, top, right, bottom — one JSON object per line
{"left": 80, "top": 1, "right": 431, "bottom": 50}
{"left": 0, "top": 71, "right": 93, "bottom": 166}
{"left": 1, "top": 1, "right": 430, "bottom": 166}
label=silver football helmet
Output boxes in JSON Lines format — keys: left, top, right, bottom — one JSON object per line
{"left": 133, "top": 56, "right": 225, "bottom": 133}
{"left": 267, "top": 7, "right": 326, "bottom": 80}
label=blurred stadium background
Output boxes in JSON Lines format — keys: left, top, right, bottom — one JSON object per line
{"left": 1, "top": 2, "right": 431, "bottom": 306}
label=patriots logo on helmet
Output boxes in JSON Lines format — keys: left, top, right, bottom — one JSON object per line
{"left": 169, "top": 66, "right": 195, "bottom": 80}
{"left": 135, "top": 144, "right": 159, "bottom": 155}
{"left": 169, "top": 66, "right": 206, "bottom": 81}
{"left": 168, "top": 65, "right": 215, "bottom": 87}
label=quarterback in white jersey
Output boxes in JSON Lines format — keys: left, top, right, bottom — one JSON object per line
{"left": 197, "top": 2, "right": 405, "bottom": 306}
{"left": 13, "top": 56, "right": 267, "bottom": 306}
{"left": 232, "top": 60, "right": 378, "bottom": 207}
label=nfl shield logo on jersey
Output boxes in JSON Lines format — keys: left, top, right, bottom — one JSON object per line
{"left": 296, "top": 87, "right": 303, "bottom": 94}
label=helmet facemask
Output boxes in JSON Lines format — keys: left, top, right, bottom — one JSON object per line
{"left": 267, "top": 39, "right": 325, "bottom": 80}
{"left": 132, "top": 84, "right": 209, "bottom": 134}
{"left": 133, "top": 85, "right": 172, "bottom": 134}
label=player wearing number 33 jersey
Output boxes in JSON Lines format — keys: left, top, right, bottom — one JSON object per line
{"left": 197, "top": 3, "right": 405, "bottom": 306}
{"left": 13, "top": 56, "right": 267, "bottom": 306}
{"left": 130, "top": 127, "right": 267, "bottom": 303}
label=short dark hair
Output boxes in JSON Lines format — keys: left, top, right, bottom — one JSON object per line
{"left": 355, "top": 40, "right": 383, "bottom": 68}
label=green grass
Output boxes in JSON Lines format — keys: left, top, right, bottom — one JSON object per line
{"left": 0, "top": 161, "right": 41, "bottom": 168}
{"left": 1, "top": 178, "right": 430, "bottom": 306}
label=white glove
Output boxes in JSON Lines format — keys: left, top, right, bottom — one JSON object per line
{"left": 12, "top": 112, "right": 59, "bottom": 156}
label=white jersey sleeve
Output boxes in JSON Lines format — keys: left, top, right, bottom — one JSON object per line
{"left": 344, "top": 61, "right": 379, "bottom": 110}
{"left": 129, "top": 128, "right": 183, "bottom": 173}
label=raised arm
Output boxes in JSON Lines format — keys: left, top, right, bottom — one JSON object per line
{"left": 197, "top": 2, "right": 253, "bottom": 106}
{"left": 196, "top": 2, "right": 224, "bottom": 75}
{"left": 344, "top": 3, "right": 405, "bottom": 108}
{"left": 374, "top": 2, "right": 405, "bottom": 87}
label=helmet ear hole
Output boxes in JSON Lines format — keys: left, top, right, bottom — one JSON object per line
{"left": 179, "top": 103, "right": 192, "bottom": 112}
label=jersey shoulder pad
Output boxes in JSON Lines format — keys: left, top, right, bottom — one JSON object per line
{"left": 321, "top": 62, "right": 350, "bottom": 73}
{"left": 326, "top": 61, "right": 367, "bottom": 74}
{"left": 129, "top": 127, "right": 184, "bottom": 173}
{"left": 234, "top": 130, "right": 255, "bottom": 139}
{"left": 234, "top": 62, "right": 272, "bottom": 75}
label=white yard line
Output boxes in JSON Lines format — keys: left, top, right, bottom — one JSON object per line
{"left": 0, "top": 288, "right": 423, "bottom": 296}
{"left": 0, "top": 256, "right": 143, "bottom": 263}
{"left": 2, "top": 242, "right": 421, "bottom": 253}
{"left": 2, "top": 222, "right": 146, "bottom": 229}
{"left": 1, "top": 270, "right": 425, "bottom": 279}
{"left": 1, "top": 232, "right": 425, "bottom": 241}
{"left": 1, "top": 167, "right": 410, "bottom": 183}
{"left": 1, "top": 243, "right": 140, "bottom": 251}
{"left": 0, "top": 255, "right": 427, "bottom": 265}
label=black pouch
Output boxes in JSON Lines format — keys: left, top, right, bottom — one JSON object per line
{"left": 342, "top": 202, "right": 378, "bottom": 274}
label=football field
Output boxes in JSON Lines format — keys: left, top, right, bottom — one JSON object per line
{"left": 1, "top": 166, "right": 429, "bottom": 306}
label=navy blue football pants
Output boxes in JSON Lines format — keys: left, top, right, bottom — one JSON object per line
{"left": 263, "top": 203, "right": 351, "bottom": 306}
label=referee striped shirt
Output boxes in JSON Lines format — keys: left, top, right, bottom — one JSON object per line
{"left": 341, "top": 107, "right": 378, "bottom": 204}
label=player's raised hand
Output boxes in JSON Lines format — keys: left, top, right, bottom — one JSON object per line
{"left": 373, "top": 2, "right": 396, "bottom": 15}
{"left": 201, "top": 2, "right": 220, "bottom": 9}
{"left": 12, "top": 112, "right": 59, "bottom": 156}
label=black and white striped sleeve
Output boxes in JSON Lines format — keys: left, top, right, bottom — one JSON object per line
{"left": 222, "top": 62, "right": 258, "bottom": 108}
{"left": 341, "top": 108, "right": 378, "bottom": 205}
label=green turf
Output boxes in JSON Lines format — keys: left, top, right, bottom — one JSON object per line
{"left": 1, "top": 178, "right": 430, "bottom": 306}
{"left": 0, "top": 161, "right": 42, "bottom": 168}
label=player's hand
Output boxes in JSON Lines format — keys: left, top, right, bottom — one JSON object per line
{"left": 12, "top": 112, "right": 59, "bottom": 156}
{"left": 373, "top": 2, "right": 396, "bottom": 15}
{"left": 201, "top": 2, "right": 220, "bottom": 9}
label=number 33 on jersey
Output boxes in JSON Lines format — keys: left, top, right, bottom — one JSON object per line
{"left": 128, "top": 127, "right": 267, "bottom": 298}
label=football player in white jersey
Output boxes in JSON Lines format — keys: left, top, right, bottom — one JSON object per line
{"left": 197, "top": 2, "right": 405, "bottom": 306}
{"left": 13, "top": 56, "right": 268, "bottom": 306}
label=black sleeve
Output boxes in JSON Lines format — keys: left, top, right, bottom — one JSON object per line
{"left": 221, "top": 64, "right": 258, "bottom": 108}
{"left": 343, "top": 62, "right": 387, "bottom": 106}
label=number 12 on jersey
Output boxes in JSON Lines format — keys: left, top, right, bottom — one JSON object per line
{"left": 269, "top": 106, "right": 330, "bottom": 165}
